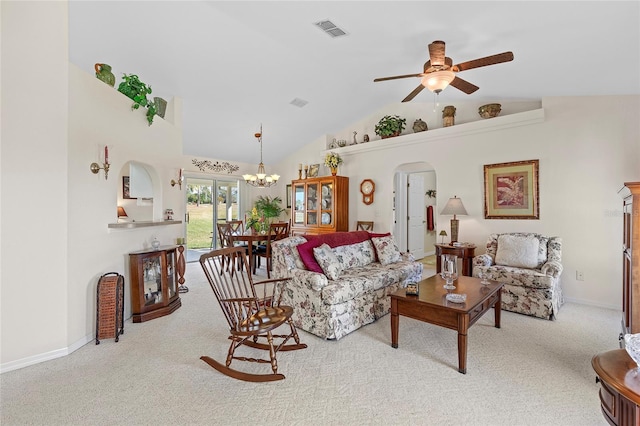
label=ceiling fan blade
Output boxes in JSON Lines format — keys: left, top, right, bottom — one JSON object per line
{"left": 374, "top": 73, "right": 423, "bottom": 82}
{"left": 402, "top": 84, "right": 425, "bottom": 102}
{"left": 452, "top": 52, "right": 514, "bottom": 72}
{"left": 428, "top": 40, "right": 446, "bottom": 66}
{"left": 449, "top": 76, "right": 479, "bottom": 94}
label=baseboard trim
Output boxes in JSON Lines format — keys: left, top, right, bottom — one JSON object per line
{"left": 1, "top": 333, "right": 93, "bottom": 374}
{"left": 563, "top": 296, "right": 619, "bottom": 312}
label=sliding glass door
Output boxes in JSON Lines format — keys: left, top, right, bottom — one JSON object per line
{"left": 185, "top": 177, "right": 241, "bottom": 255}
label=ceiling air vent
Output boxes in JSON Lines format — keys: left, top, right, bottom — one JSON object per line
{"left": 290, "top": 98, "right": 308, "bottom": 108}
{"left": 314, "top": 20, "right": 347, "bottom": 38}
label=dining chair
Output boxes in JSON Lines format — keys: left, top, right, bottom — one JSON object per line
{"left": 356, "top": 221, "right": 374, "bottom": 231}
{"left": 255, "top": 222, "right": 290, "bottom": 277}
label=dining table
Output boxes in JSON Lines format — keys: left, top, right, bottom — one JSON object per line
{"left": 229, "top": 231, "right": 270, "bottom": 274}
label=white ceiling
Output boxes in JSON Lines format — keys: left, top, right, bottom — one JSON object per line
{"left": 68, "top": 1, "right": 640, "bottom": 165}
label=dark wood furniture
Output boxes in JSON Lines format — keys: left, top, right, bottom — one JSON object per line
{"left": 291, "top": 175, "right": 349, "bottom": 235}
{"left": 356, "top": 221, "right": 374, "bottom": 231}
{"left": 228, "top": 231, "right": 274, "bottom": 276}
{"left": 390, "top": 274, "right": 502, "bottom": 374}
{"left": 592, "top": 349, "right": 640, "bottom": 425}
{"left": 199, "top": 246, "right": 307, "bottom": 382}
{"left": 435, "top": 243, "right": 477, "bottom": 277}
{"left": 129, "top": 245, "right": 182, "bottom": 323}
{"left": 255, "top": 222, "right": 290, "bottom": 277}
{"left": 619, "top": 182, "right": 640, "bottom": 342}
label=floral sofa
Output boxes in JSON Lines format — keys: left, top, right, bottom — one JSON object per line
{"left": 472, "top": 232, "right": 563, "bottom": 320}
{"left": 271, "top": 231, "right": 423, "bottom": 340}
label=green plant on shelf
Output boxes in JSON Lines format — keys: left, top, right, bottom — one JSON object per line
{"left": 117, "top": 73, "right": 157, "bottom": 126}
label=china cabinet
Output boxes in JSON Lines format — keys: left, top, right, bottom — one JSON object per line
{"left": 291, "top": 175, "right": 349, "bottom": 235}
{"left": 619, "top": 182, "right": 640, "bottom": 341}
{"left": 129, "top": 245, "right": 182, "bottom": 322}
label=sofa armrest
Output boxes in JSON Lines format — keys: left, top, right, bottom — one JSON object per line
{"left": 541, "top": 260, "right": 563, "bottom": 278}
{"left": 401, "top": 252, "right": 416, "bottom": 262}
{"left": 291, "top": 268, "right": 328, "bottom": 291}
{"left": 473, "top": 254, "right": 494, "bottom": 267}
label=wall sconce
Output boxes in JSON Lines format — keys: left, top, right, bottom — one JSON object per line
{"left": 171, "top": 168, "right": 184, "bottom": 189}
{"left": 90, "top": 146, "right": 110, "bottom": 180}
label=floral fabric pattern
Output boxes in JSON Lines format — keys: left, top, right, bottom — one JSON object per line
{"left": 313, "top": 243, "right": 344, "bottom": 280}
{"left": 371, "top": 236, "right": 401, "bottom": 265}
{"left": 272, "top": 235, "right": 422, "bottom": 340}
{"left": 473, "top": 233, "right": 563, "bottom": 320}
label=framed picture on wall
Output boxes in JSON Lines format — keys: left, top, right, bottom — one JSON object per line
{"left": 483, "top": 159, "right": 539, "bottom": 219}
{"left": 123, "top": 176, "right": 136, "bottom": 199}
{"left": 286, "top": 184, "right": 292, "bottom": 208}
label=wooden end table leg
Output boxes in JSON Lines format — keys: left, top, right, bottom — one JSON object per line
{"left": 458, "top": 314, "right": 469, "bottom": 374}
{"left": 494, "top": 290, "right": 502, "bottom": 328}
{"left": 391, "top": 299, "right": 399, "bottom": 349}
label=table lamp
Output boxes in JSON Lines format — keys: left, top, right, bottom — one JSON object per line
{"left": 440, "top": 196, "right": 467, "bottom": 243}
{"left": 439, "top": 230, "right": 448, "bottom": 244}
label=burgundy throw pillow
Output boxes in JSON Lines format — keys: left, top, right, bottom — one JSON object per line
{"left": 296, "top": 239, "right": 325, "bottom": 273}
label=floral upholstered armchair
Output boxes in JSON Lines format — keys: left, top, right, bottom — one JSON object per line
{"left": 472, "top": 233, "right": 563, "bottom": 320}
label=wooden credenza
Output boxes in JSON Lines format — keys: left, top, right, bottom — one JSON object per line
{"left": 291, "top": 175, "right": 349, "bottom": 235}
{"left": 619, "top": 182, "right": 640, "bottom": 341}
{"left": 592, "top": 349, "right": 640, "bottom": 425}
{"left": 129, "top": 245, "right": 183, "bottom": 323}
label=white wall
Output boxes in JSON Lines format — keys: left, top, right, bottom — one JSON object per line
{"left": 276, "top": 96, "right": 640, "bottom": 310}
{"left": 0, "top": 1, "right": 263, "bottom": 372}
{"left": 1, "top": 0, "right": 70, "bottom": 369}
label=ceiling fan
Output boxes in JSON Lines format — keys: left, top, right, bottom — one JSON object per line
{"left": 373, "top": 40, "right": 514, "bottom": 102}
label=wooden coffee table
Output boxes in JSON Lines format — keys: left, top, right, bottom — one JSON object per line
{"left": 390, "top": 274, "right": 503, "bottom": 374}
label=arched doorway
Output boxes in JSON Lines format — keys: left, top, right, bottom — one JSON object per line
{"left": 393, "top": 162, "right": 436, "bottom": 260}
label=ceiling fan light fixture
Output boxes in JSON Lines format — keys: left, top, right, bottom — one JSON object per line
{"left": 421, "top": 70, "right": 456, "bottom": 93}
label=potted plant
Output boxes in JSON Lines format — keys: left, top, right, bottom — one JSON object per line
{"left": 374, "top": 115, "right": 406, "bottom": 139}
{"left": 252, "top": 196, "right": 285, "bottom": 232}
{"left": 117, "top": 73, "right": 158, "bottom": 126}
{"left": 324, "top": 152, "right": 343, "bottom": 175}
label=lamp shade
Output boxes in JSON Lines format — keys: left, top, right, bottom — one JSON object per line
{"left": 117, "top": 206, "right": 128, "bottom": 217}
{"left": 440, "top": 196, "right": 468, "bottom": 216}
{"left": 421, "top": 70, "right": 456, "bottom": 93}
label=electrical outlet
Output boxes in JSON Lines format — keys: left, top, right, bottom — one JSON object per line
{"left": 576, "top": 271, "right": 584, "bottom": 281}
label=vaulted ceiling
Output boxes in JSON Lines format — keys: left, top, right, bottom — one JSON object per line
{"left": 68, "top": 1, "right": 640, "bottom": 165}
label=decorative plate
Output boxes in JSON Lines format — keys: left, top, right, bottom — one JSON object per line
{"left": 446, "top": 293, "right": 467, "bottom": 304}
{"left": 321, "top": 212, "right": 331, "bottom": 224}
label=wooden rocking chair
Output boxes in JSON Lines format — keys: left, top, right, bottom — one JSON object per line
{"left": 199, "top": 246, "right": 307, "bottom": 382}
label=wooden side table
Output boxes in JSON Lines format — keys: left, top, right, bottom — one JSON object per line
{"left": 435, "top": 244, "right": 476, "bottom": 277}
{"left": 592, "top": 349, "right": 640, "bottom": 425}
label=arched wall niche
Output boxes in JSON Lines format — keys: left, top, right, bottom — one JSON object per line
{"left": 117, "top": 161, "right": 164, "bottom": 222}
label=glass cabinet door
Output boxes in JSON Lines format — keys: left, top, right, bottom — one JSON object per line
{"left": 306, "top": 182, "right": 318, "bottom": 226}
{"left": 293, "top": 183, "right": 305, "bottom": 225}
{"left": 142, "top": 254, "right": 163, "bottom": 306}
{"left": 167, "top": 250, "right": 177, "bottom": 299}
{"left": 320, "top": 181, "right": 333, "bottom": 226}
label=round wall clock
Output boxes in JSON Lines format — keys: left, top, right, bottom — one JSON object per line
{"left": 360, "top": 179, "right": 375, "bottom": 205}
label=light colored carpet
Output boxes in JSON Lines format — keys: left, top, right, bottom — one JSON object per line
{"left": 0, "top": 263, "right": 615, "bottom": 426}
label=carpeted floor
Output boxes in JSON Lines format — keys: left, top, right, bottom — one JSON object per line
{"left": 0, "top": 263, "right": 615, "bottom": 426}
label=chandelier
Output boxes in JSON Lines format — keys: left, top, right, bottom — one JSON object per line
{"left": 242, "top": 124, "right": 280, "bottom": 188}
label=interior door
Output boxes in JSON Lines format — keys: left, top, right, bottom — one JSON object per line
{"left": 407, "top": 173, "right": 425, "bottom": 259}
